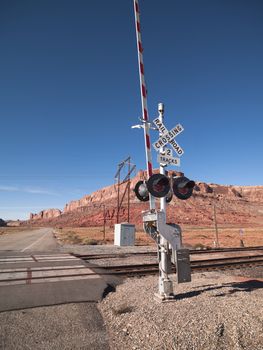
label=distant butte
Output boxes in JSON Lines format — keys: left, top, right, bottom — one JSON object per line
{"left": 28, "top": 170, "right": 263, "bottom": 228}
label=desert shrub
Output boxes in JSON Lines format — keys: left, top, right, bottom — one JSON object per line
{"left": 193, "top": 243, "right": 209, "bottom": 250}
{"left": 65, "top": 231, "right": 82, "bottom": 244}
{"left": 82, "top": 238, "right": 98, "bottom": 245}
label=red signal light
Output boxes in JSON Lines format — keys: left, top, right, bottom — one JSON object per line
{"left": 147, "top": 174, "right": 171, "bottom": 198}
{"left": 172, "top": 176, "right": 195, "bottom": 200}
{"left": 134, "top": 180, "right": 149, "bottom": 202}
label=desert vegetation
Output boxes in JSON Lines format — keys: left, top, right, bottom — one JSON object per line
{"left": 54, "top": 224, "right": 263, "bottom": 248}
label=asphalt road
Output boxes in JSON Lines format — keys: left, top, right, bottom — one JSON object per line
{"left": 0, "top": 303, "right": 110, "bottom": 350}
{"left": 0, "top": 228, "right": 58, "bottom": 252}
{"left": 0, "top": 228, "right": 116, "bottom": 349}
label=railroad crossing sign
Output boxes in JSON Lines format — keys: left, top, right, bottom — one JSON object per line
{"left": 157, "top": 148, "right": 181, "bottom": 166}
{"left": 152, "top": 117, "right": 184, "bottom": 156}
{"left": 158, "top": 153, "right": 180, "bottom": 166}
{"left": 152, "top": 117, "right": 184, "bottom": 166}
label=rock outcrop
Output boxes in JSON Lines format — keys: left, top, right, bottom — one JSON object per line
{"left": 28, "top": 170, "right": 263, "bottom": 227}
{"left": 30, "top": 209, "right": 62, "bottom": 221}
{"left": 0, "top": 219, "right": 6, "bottom": 227}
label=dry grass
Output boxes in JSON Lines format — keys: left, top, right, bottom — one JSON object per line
{"left": 54, "top": 227, "right": 110, "bottom": 245}
{"left": 182, "top": 225, "right": 263, "bottom": 248}
{"left": 54, "top": 226, "right": 154, "bottom": 246}
{"left": 55, "top": 224, "right": 263, "bottom": 248}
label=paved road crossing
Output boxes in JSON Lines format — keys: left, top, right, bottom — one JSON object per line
{"left": 0, "top": 254, "right": 97, "bottom": 286}
{"left": 0, "top": 252, "right": 108, "bottom": 312}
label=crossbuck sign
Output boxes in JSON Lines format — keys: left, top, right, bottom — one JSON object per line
{"left": 152, "top": 117, "right": 184, "bottom": 166}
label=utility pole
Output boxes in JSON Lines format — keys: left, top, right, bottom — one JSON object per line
{"left": 127, "top": 159, "right": 131, "bottom": 223}
{"left": 115, "top": 157, "right": 136, "bottom": 224}
{"left": 103, "top": 204, "right": 106, "bottom": 242}
{"left": 116, "top": 171, "right": 120, "bottom": 224}
{"left": 213, "top": 202, "right": 219, "bottom": 248}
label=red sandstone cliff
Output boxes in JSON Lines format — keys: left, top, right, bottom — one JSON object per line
{"left": 28, "top": 171, "right": 263, "bottom": 227}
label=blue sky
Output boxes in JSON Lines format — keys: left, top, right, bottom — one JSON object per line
{"left": 1, "top": 0, "right": 263, "bottom": 220}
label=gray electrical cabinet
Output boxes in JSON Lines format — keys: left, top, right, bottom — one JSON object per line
{"left": 114, "top": 223, "right": 135, "bottom": 246}
{"left": 174, "top": 249, "right": 191, "bottom": 283}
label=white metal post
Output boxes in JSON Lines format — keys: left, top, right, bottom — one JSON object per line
{"left": 158, "top": 103, "right": 174, "bottom": 298}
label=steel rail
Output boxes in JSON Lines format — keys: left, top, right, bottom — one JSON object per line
{"left": 190, "top": 246, "right": 263, "bottom": 254}
{"left": 0, "top": 266, "right": 88, "bottom": 274}
{"left": 74, "top": 246, "right": 263, "bottom": 261}
{"left": 191, "top": 254, "right": 263, "bottom": 264}
{"left": 0, "top": 272, "right": 97, "bottom": 284}
{"left": 91, "top": 255, "right": 263, "bottom": 271}
{"left": 99, "top": 258, "right": 263, "bottom": 276}
{"left": 1, "top": 258, "right": 263, "bottom": 283}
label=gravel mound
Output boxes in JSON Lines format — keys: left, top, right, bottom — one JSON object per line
{"left": 98, "top": 271, "right": 263, "bottom": 350}
{"left": 224, "top": 266, "right": 263, "bottom": 279}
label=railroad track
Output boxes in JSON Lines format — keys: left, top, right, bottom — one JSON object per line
{"left": 190, "top": 246, "right": 263, "bottom": 254}
{"left": 2, "top": 255, "right": 263, "bottom": 284}
{"left": 74, "top": 246, "right": 263, "bottom": 261}
{"left": 93, "top": 256, "right": 263, "bottom": 277}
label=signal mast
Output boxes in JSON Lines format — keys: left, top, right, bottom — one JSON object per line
{"left": 132, "top": 0, "right": 195, "bottom": 300}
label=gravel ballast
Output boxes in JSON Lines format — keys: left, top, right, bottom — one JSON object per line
{"left": 98, "top": 271, "right": 263, "bottom": 350}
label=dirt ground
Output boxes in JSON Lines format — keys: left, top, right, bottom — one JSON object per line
{"left": 55, "top": 224, "right": 263, "bottom": 248}
{"left": 0, "top": 227, "right": 36, "bottom": 236}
